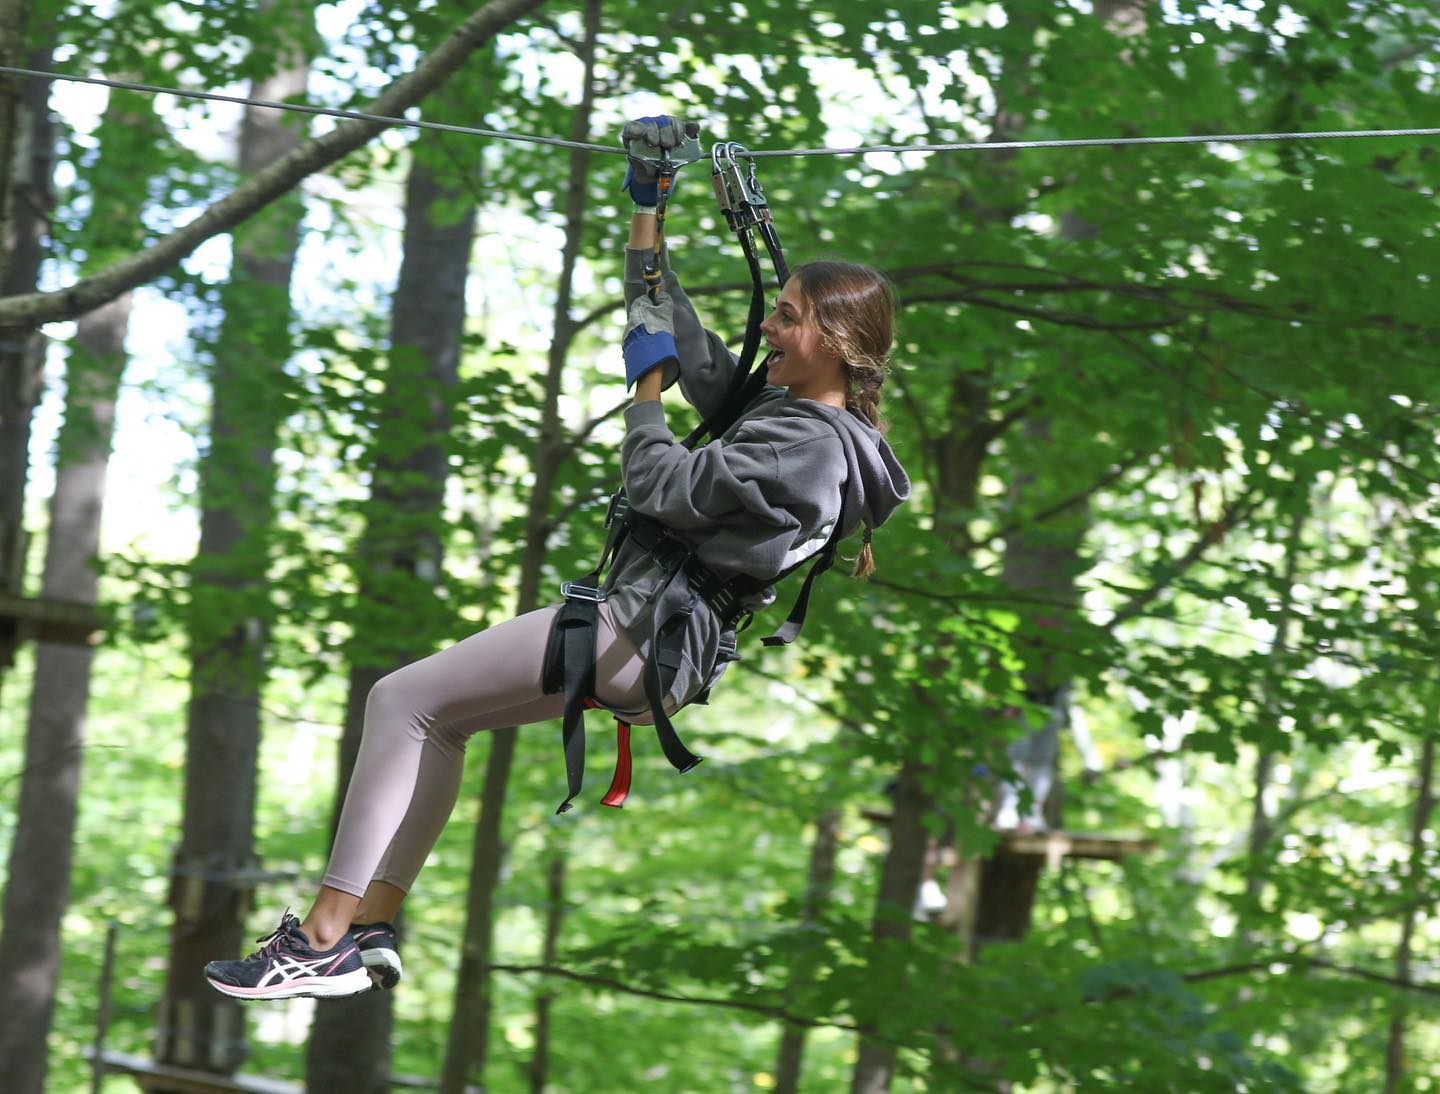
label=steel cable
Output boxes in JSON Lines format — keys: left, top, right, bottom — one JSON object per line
{"left": 3, "top": 64, "right": 1437, "bottom": 157}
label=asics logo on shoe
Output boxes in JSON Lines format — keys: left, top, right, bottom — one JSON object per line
{"left": 260, "top": 948, "right": 356, "bottom": 985}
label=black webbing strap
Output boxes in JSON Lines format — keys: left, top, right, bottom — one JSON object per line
{"left": 643, "top": 579, "right": 704, "bottom": 775}
{"left": 759, "top": 491, "right": 850, "bottom": 648}
{"left": 542, "top": 595, "right": 600, "bottom": 814}
{"left": 761, "top": 545, "right": 838, "bottom": 647}
{"left": 682, "top": 232, "right": 767, "bottom": 448}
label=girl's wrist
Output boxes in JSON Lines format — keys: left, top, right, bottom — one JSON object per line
{"left": 632, "top": 369, "right": 665, "bottom": 403}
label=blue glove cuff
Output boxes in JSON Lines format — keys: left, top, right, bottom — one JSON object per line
{"left": 623, "top": 324, "right": 678, "bottom": 388}
{"left": 620, "top": 164, "right": 660, "bottom": 206}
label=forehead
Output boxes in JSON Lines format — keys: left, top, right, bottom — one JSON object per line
{"left": 776, "top": 279, "right": 806, "bottom": 312}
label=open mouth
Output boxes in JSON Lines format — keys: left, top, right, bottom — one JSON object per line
{"left": 765, "top": 347, "right": 785, "bottom": 364}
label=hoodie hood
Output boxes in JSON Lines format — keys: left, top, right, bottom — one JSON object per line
{"left": 744, "top": 397, "right": 911, "bottom": 538}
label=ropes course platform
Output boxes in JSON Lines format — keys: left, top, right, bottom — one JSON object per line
{"left": 998, "top": 829, "right": 1156, "bottom": 864}
{"left": 90, "top": 1049, "right": 437, "bottom": 1092}
{"left": 0, "top": 588, "right": 105, "bottom": 665}
{"left": 90, "top": 1050, "right": 301, "bottom": 1094}
{"left": 860, "top": 809, "right": 1155, "bottom": 866}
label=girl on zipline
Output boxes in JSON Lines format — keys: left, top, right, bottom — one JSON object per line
{"left": 204, "top": 116, "right": 910, "bottom": 1000}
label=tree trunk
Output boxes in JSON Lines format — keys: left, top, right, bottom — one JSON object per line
{"left": 850, "top": 357, "right": 998, "bottom": 1092}
{"left": 774, "top": 808, "right": 841, "bottom": 1094}
{"left": 1383, "top": 720, "right": 1436, "bottom": 1092}
{"left": 156, "top": 33, "right": 310, "bottom": 1075}
{"left": 0, "top": 288, "right": 129, "bottom": 1092}
{"left": 439, "top": 1, "right": 601, "bottom": 1088}
{"left": 1243, "top": 501, "right": 1306, "bottom": 909}
{"left": 305, "top": 94, "right": 480, "bottom": 1094}
{"left": 530, "top": 853, "right": 567, "bottom": 1094}
{"left": 0, "top": 0, "right": 34, "bottom": 290}
{"left": 0, "top": 23, "right": 54, "bottom": 684}
{"left": 850, "top": 758, "right": 935, "bottom": 1093}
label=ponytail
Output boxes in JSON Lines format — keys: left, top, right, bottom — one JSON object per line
{"left": 791, "top": 260, "right": 896, "bottom": 582}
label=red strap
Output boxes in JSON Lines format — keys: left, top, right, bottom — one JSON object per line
{"left": 601, "top": 720, "right": 633, "bottom": 808}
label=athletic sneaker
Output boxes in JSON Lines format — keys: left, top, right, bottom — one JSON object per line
{"left": 351, "top": 921, "right": 403, "bottom": 990}
{"left": 204, "top": 911, "right": 371, "bottom": 1001}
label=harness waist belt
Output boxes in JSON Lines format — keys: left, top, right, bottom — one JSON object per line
{"left": 621, "top": 513, "right": 754, "bottom": 630}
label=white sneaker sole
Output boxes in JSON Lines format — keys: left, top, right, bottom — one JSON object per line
{"left": 361, "top": 948, "right": 403, "bottom": 990}
{"left": 206, "top": 966, "right": 373, "bottom": 1000}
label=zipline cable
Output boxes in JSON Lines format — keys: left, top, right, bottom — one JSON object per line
{"left": 746, "top": 128, "right": 1440, "bottom": 156}
{"left": 3, "top": 64, "right": 1439, "bottom": 157}
{"left": 0, "top": 65, "right": 619, "bottom": 154}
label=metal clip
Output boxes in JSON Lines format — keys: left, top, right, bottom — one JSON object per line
{"left": 604, "top": 492, "right": 631, "bottom": 529}
{"left": 561, "top": 580, "right": 607, "bottom": 603}
{"left": 711, "top": 141, "right": 771, "bottom": 234}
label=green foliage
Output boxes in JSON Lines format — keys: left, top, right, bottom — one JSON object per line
{"left": 6, "top": 0, "right": 1440, "bottom": 1090}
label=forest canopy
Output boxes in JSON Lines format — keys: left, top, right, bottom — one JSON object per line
{"left": 1, "top": 0, "right": 1438, "bottom": 1091}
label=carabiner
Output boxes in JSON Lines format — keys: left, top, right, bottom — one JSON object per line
{"left": 711, "top": 141, "right": 788, "bottom": 287}
{"left": 711, "top": 141, "right": 771, "bottom": 234}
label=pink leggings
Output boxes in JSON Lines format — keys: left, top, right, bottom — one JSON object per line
{"left": 322, "top": 602, "right": 654, "bottom": 897}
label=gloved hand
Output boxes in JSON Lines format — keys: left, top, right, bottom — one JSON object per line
{"left": 622, "top": 292, "right": 678, "bottom": 388}
{"left": 619, "top": 115, "right": 686, "bottom": 205}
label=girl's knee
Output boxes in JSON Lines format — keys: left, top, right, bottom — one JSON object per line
{"left": 366, "top": 670, "right": 428, "bottom": 743}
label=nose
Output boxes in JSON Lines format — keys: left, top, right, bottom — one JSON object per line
{"left": 759, "top": 310, "right": 777, "bottom": 338}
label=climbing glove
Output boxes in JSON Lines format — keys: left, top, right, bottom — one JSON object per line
{"left": 619, "top": 115, "right": 686, "bottom": 205}
{"left": 622, "top": 292, "right": 678, "bottom": 389}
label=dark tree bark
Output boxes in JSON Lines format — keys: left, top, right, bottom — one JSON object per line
{"left": 775, "top": 808, "right": 841, "bottom": 1094}
{"left": 305, "top": 98, "right": 480, "bottom": 1094}
{"left": 1244, "top": 502, "right": 1305, "bottom": 909}
{"left": 0, "top": 289, "right": 129, "bottom": 1091}
{"left": 1383, "top": 726, "right": 1436, "bottom": 1092}
{"left": 851, "top": 358, "right": 999, "bottom": 1092}
{"left": 530, "top": 854, "right": 567, "bottom": 1094}
{"left": 0, "top": 22, "right": 54, "bottom": 684}
{"left": 972, "top": 416, "right": 1089, "bottom": 942}
{"left": 0, "top": 0, "right": 34, "bottom": 290}
{"left": 156, "top": 34, "right": 311, "bottom": 1074}
{"left": 440, "top": 1, "right": 601, "bottom": 1088}
{"left": 851, "top": 758, "right": 935, "bottom": 1093}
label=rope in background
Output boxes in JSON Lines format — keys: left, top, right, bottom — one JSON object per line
{"left": 4, "top": 64, "right": 1438, "bottom": 158}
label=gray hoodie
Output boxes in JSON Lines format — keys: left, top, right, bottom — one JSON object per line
{"left": 599, "top": 247, "right": 911, "bottom": 712}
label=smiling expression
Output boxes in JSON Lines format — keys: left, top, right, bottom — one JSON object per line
{"left": 759, "top": 278, "right": 847, "bottom": 406}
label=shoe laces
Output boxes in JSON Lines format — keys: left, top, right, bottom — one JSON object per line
{"left": 250, "top": 909, "right": 303, "bottom": 958}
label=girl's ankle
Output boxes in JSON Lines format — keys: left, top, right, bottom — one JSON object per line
{"left": 301, "top": 921, "right": 345, "bottom": 951}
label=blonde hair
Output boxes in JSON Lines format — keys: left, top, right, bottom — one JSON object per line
{"left": 791, "top": 260, "right": 895, "bottom": 579}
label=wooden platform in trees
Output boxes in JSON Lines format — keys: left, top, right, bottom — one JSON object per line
{"left": 0, "top": 589, "right": 104, "bottom": 663}
{"left": 93, "top": 1050, "right": 300, "bottom": 1094}
{"left": 860, "top": 809, "right": 1155, "bottom": 866}
{"left": 998, "top": 829, "right": 1155, "bottom": 866}
{"left": 92, "top": 1049, "right": 437, "bottom": 1091}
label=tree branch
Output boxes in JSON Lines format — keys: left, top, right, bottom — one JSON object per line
{"left": 0, "top": 0, "right": 550, "bottom": 327}
{"left": 1106, "top": 488, "right": 1266, "bottom": 630}
{"left": 488, "top": 962, "right": 876, "bottom": 1035}
{"left": 1180, "top": 954, "right": 1440, "bottom": 999}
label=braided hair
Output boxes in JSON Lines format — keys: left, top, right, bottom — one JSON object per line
{"left": 791, "top": 260, "right": 896, "bottom": 579}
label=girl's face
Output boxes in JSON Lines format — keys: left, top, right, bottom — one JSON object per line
{"left": 760, "top": 278, "right": 846, "bottom": 403}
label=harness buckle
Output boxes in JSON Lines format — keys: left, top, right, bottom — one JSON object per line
{"left": 604, "top": 492, "right": 631, "bottom": 529}
{"left": 560, "top": 579, "right": 607, "bottom": 603}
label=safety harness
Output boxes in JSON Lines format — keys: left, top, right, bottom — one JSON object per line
{"left": 541, "top": 135, "right": 848, "bottom": 814}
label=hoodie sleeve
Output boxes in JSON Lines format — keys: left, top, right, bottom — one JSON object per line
{"left": 621, "top": 401, "right": 846, "bottom": 576}
{"left": 624, "top": 246, "right": 780, "bottom": 422}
